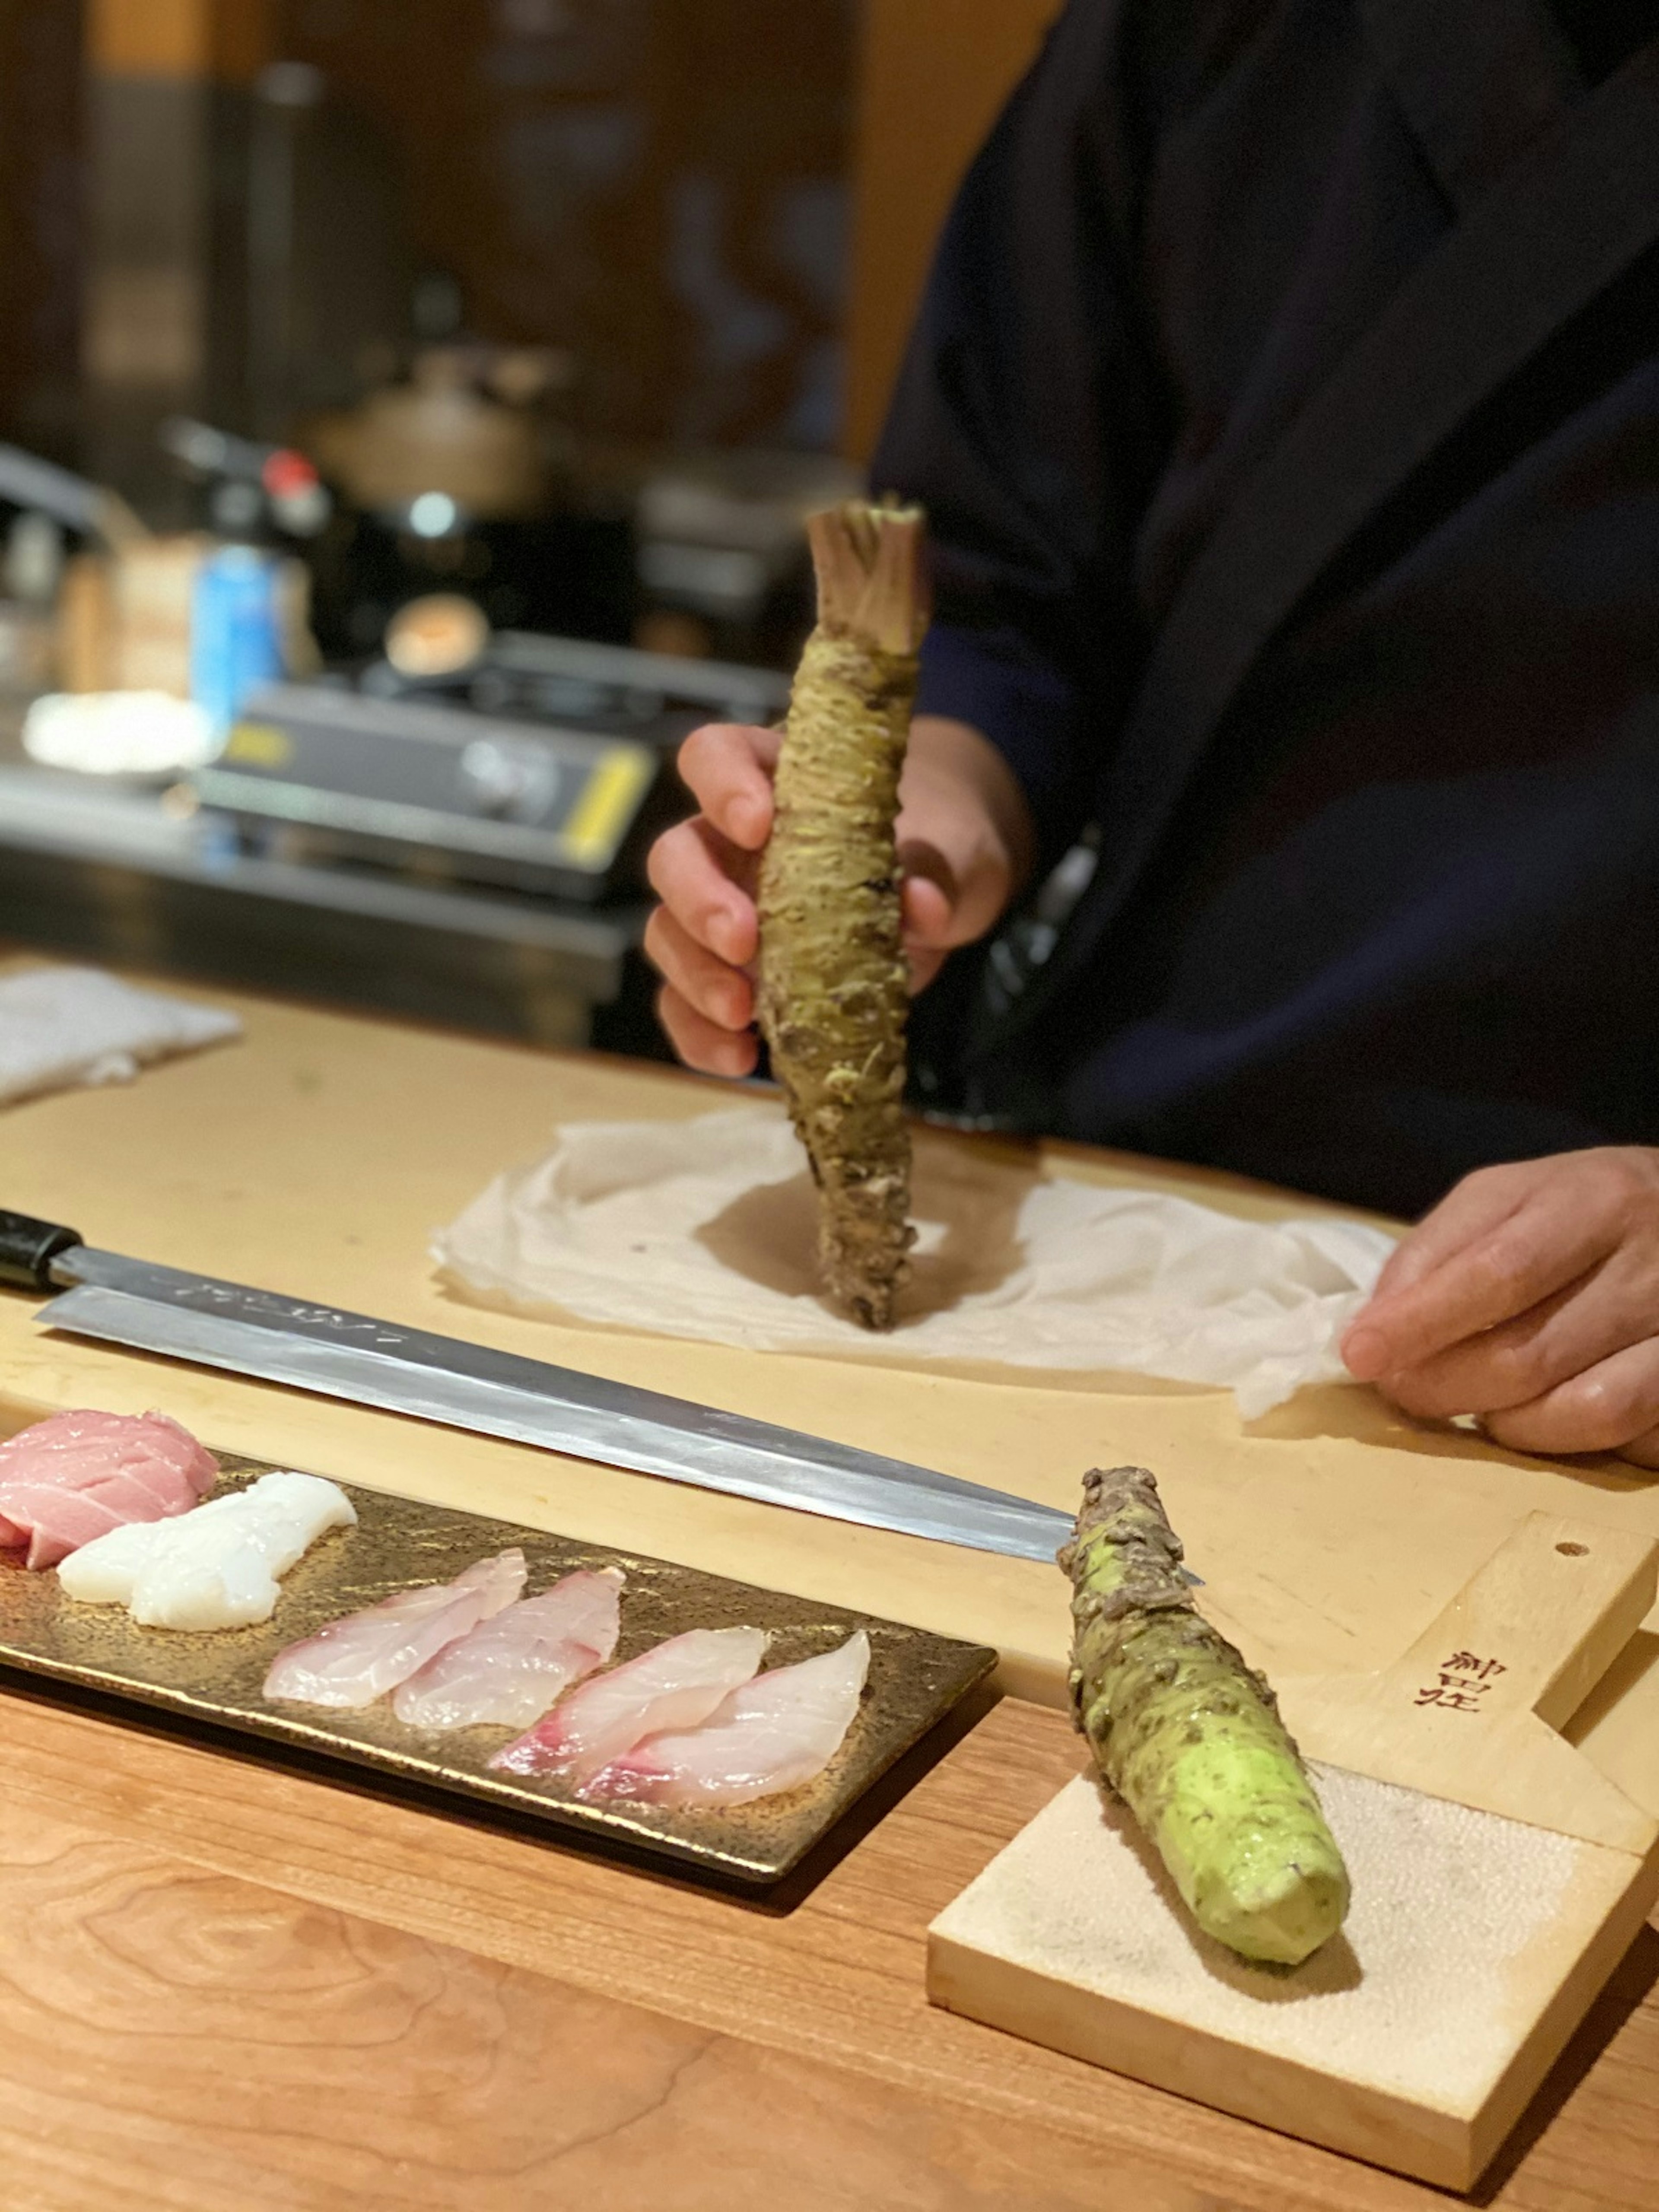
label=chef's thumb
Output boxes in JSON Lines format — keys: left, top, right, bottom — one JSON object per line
{"left": 896, "top": 840, "right": 966, "bottom": 946}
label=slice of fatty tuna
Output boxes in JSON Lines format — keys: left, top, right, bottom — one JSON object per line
{"left": 0, "top": 1409, "right": 218, "bottom": 1570}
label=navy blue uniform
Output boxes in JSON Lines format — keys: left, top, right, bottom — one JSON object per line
{"left": 876, "top": 1, "right": 1659, "bottom": 1216}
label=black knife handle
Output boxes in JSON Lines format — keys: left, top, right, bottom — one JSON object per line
{"left": 0, "top": 1210, "right": 84, "bottom": 1291}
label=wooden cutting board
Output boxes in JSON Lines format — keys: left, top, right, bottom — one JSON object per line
{"left": 2, "top": 963, "right": 1658, "bottom": 1819}
{"left": 926, "top": 1513, "right": 1659, "bottom": 2190}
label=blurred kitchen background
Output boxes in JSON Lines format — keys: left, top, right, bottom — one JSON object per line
{"left": 0, "top": 0, "right": 1053, "bottom": 1052}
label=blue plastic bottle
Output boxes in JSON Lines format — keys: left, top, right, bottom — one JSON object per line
{"left": 191, "top": 543, "right": 285, "bottom": 739}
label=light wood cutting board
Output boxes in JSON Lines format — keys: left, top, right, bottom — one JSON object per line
{"left": 2, "top": 963, "right": 1658, "bottom": 1818}
{"left": 926, "top": 1513, "right": 1659, "bottom": 2191}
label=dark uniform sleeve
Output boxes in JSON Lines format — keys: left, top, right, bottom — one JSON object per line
{"left": 869, "top": 0, "right": 1171, "bottom": 871}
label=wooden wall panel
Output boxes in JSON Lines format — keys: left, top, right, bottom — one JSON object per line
{"left": 272, "top": 0, "right": 856, "bottom": 450}
{"left": 845, "top": 0, "right": 1061, "bottom": 462}
{"left": 87, "top": 0, "right": 210, "bottom": 75}
{"left": 87, "top": 0, "right": 274, "bottom": 83}
{"left": 0, "top": 0, "right": 85, "bottom": 461}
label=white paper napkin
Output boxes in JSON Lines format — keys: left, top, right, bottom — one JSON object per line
{"left": 0, "top": 966, "right": 242, "bottom": 1107}
{"left": 432, "top": 1106, "right": 1397, "bottom": 1417}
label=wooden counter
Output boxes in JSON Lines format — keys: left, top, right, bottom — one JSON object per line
{"left": 2, "top": 963, "right": 1657, "bottom": 2208}
{"left": 3, "top": 1678, "right": 1654, "bottom": 2210}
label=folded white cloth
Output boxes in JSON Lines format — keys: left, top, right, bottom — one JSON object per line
{"left": 432, "top": 1106, "right": 1399, "bottom": 1418}
{"left": 0, "top": 966, "right": 242, "bottom": 1106}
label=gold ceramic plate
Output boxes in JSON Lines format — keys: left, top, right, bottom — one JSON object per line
{"left": 0, "top": 1453, "right": 997, "bottom": 1882}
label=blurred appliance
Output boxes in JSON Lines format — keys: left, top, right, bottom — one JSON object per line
{"left": 160, "top": 417, "right": 334, "bottom": 543}
{"left": 197, "top": 684, "right": 658, "bottom": 905}
{"left": 0, "top": 444, "right": 148, "bottom": 702}
{"left": 365, "top": 619, "right": 789, "bottom": 727}
{"left": 0, "top": 626, "right": 788, "bottom": 1052}
{"left": 633, "top": 447, "right": 864, "bottom": 665}
{"left": 189, "top": 628, "right": 788, "bottom": 904}
{"left": 303, "top": 345, "right": 572, "bottom": 522}
{"left": 0, "top": 444, "right": 146, "bottom": 553}
{"left": 298, "top": 347, "right": 636, "bottom": 657}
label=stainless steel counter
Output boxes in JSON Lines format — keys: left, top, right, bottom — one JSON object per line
{"left": 0, "top": 758, "right": 643, "bottom": 1046}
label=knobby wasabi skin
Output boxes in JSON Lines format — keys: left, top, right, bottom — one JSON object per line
{"left": 756, "top": 501, "right": 928, "bottom": 1329}
{"left": 1061, "top": 1465, "right": 1351, "bottom": 1967}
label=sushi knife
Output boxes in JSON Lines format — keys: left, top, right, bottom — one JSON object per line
{"left": 0, "top": 1208, "right": 1198, "bottom": 1577}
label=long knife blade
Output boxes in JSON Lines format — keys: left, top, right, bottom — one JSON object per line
{"left": 35, "top": 1249, "right": 1083, "bottom": 1566}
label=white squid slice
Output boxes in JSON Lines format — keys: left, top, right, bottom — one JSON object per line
{"left": 57, "top": 1471, "right": 356, "bottom": 1630}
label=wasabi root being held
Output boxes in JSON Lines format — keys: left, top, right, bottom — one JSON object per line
{"left": 757, "top": 500, "right": 928, "bottom": 1329}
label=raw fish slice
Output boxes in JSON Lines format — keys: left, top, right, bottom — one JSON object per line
{"left": 0, "top": 1409, "right": 218, "bottom": 1569}
{"left": 0, "top": 1408, "right": 215, "bottom": 1497}
{"left": 392, "top": 1567, "right": 624, "bottom": 1730}
{"left": 584, "top": 1632, "right": 871, "bottom": 1807}
{"left": 58, "top": 1471, "right": 357, "bottom": 1629}
{"left": 264, "top": 1549, "right": 527, "bottom": 1710}
{"left": 0, "top": 1482, "right": 137, "bottom": 1560}
{"left": 490, "top": 1626, "right": 766, "bottom": 1784}
{"left": 56, "top": 1473, "right": 349, "bottom": 1624}
{"left": 54, "top": 1517, "right": 170, "bottom": 1605}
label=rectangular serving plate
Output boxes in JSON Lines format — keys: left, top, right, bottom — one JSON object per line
{"left": 0, "top": 1451, "right": 998, "bottom": 1883}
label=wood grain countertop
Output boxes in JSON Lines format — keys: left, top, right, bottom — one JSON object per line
{"left": 3, "top": 1678, "right": 1655, "bottom": 2212}
{"left": 1, "top": 959, "right": 1657, "bottom": 2207}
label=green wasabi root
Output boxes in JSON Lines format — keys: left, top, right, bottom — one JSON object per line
{"left": 1060, "top": 1465, "right": 1351, "bottom": 1967}
{"left": 756, "top": 500, "right": 928, "bottom": 1329}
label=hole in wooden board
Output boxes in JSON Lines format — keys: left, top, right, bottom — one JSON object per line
{"left": 1556, "top": 1541, "right": 1589, "bottom": 1556}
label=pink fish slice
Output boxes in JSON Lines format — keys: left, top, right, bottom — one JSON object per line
{"left": 0, "top": 1409, "right": 218, "bottom": 1570}
{"left": 585, "top": 1632, "right": 871, "bottom": 1808}
{"left": 391, "top": 1567, "right": 625, "bottom": 1730}
{"left": 489, "top": 1625, "right": 766, "bottom": 1784}
{"left": 262, "top": 1549, "right": 527, "bottom": 1710}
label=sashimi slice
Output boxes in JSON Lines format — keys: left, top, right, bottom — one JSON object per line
{"left": 263, "top": 1549, "right": 527, "bottom": 1710}
{"left": 489, "top": 1625, "right": 766, "bottom": 1784}
{"left": 0, "top": 1409, "right": 217, "bottom": 1569}
{"left": 392, "top": 1567, "right": 624, "bottom": 1730}
{"left": 58, "top": 1471, "right": 357, "bottom": 1628}
{"left": 583, "top": 1632, "right": 871, "bottom": 1807}
{"left": 55, "top": 1518, "right": 165, "bottom": 1605}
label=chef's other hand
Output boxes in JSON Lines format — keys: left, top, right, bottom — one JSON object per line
{"left": 644, "top": 714, "right": 1033, "bottom": 1078}
{"left": 1341, "top": 1147, "right": 1659, "bottom": 1465}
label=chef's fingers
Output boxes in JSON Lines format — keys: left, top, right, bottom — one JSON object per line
{"left": 1343, "top": 1184, "right": 1620, "bottom": 1381}
{"left": 643, "top": 907, "right": 754, "bottom": 1032}
{"left": 894, "top": 871, "right": 951, "bottom": 994}
{"left": 676, "top": 723, "right": 782, "bottom": 850}
{"left": 1372, "top": 1260, "right": 1658, "bottom": 1418}
{"left": 645, "top": 815, "right": 759, "bottom": 966}
{"left": 901, "top": 869, "right": 955, "bottom": 944}
{"left": 1479, "top": 1335, "right": 1659, "bottom": 1457}
{"left": 655, "top": 983, "right": 759, "bottom": 1079}
{"left": 1366, "top": 1160, "right": 1539, "bottom": 1304}
{"left": 1618, "top": 1423, "right": 1659, "bottom": 1470}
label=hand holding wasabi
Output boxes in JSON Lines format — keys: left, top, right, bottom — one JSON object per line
{"left": 644, "top": 715, "right": 1031, "bottom": 1079}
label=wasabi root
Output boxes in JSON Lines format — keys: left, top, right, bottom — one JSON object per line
{"left": 756, "top": 500, "right": 928, "bottom": 1329}
{"left": 1061, "top": 1465, "right": 1351, "bottom": 1966}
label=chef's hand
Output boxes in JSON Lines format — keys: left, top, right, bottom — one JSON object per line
{"left": 1341, "top": 1148, "right": 1659, "bottom": 1465}
{"left": 644, "top": 714, "right": 1033, "bottom": 1077}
